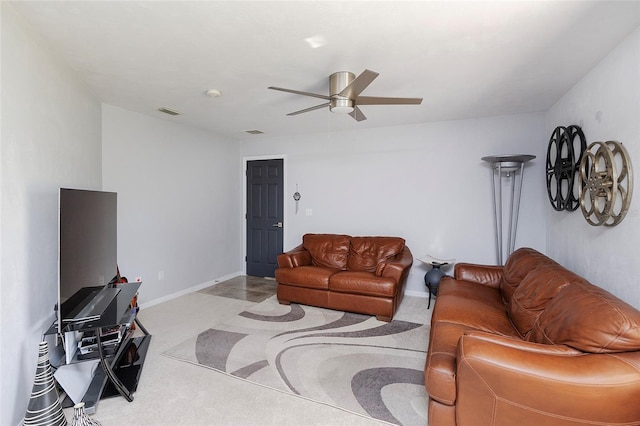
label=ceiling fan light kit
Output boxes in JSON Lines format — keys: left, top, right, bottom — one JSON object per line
{"left": 329, "top": 99, "right": 354, "bottom": 114}
{"left": 268, "top": 69, "right": 422, "bottom": 121}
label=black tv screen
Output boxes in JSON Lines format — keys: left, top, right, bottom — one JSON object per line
{"left": 58, "top": 188, "right": 117, "bottom": 331}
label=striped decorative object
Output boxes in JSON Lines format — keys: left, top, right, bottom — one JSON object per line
{"left": 23, "top": 341, "right": 67, "bottom": 426}
{"left": 70, "top": 403, "right": 101, "bottom": 426}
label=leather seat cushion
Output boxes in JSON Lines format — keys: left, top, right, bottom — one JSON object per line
{"left": 302, "top": 233, "right": 351, "bottom": 269}
{"left": 329, "top": 271, "right": 396, "bottom": 297}
{"left": 434, "top": 280, "right": 520, "bottom": 337}
{"left": 346, "top": 236, "right": 405, "bottom": 273}
{"left": 528, "top": 281, "right": 640, "bottom": 352}
{"left": 274, "top": 265, "right": 339, "bottom": 290}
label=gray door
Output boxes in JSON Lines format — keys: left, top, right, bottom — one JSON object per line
{"left": 246, "top": 159, "right": 284, "bottom": 277}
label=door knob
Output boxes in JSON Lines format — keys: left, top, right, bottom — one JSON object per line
{"left": 272, "top": 222, "right": 283, "bottom": 228}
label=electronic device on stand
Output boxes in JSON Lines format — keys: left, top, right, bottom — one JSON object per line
{"left": 45, "top": 188, "right": 151, "bottom": 414}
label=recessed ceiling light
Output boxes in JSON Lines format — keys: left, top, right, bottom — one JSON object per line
{"left": 206, "top": 89, "right": 222, "bottom": 98}
{"left": 304, "top": 34, "right": 327, "bottom": 49}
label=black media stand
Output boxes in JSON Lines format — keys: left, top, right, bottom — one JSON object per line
{"left": 47, "top": 282, "right": 152, "bottom": 414}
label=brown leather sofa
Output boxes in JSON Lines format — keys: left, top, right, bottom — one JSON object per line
{"left": 425, "top": 247, "right": 640, "bottom": 426}
{"left": 275, "top": 233, "right": 413, "bottom": 321}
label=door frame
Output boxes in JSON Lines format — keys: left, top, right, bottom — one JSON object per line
{"left": 242, "top": 154, "right": 287, "bottom": 275}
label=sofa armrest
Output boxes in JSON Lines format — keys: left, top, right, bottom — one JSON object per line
{"left": 454, "top": 263, "right": 503, "bottom": 289}
{"left": 276, "top": 244, "right": 312, "bottom": 268}
{"left": 456, "top": 331, "right": 640, "bottom": 425}
{"left": 375, "top": 247, "right": 413, "bottom": 282}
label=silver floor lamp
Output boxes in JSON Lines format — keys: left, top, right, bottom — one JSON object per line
{"left": 482, "top": 154, "right": 535, "bottom": 264}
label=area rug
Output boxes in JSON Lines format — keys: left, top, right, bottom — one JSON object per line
{"left": 163, "top": 296, "right": 429, "bottom": 425}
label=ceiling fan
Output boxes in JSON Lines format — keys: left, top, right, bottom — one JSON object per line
{"left": 268, "top": 69, "right": 423, "bottom": 122}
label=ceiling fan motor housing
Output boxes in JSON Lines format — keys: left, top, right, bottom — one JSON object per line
{"left": 329, "top": 71, "right": 355, "bottom": 113}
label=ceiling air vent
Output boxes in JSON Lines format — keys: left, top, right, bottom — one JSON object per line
{"left": 158, "top": 107, "right": 181, "bottom": 116}
{"left": 245, "top": 130, "right": 264, "bottom": 135}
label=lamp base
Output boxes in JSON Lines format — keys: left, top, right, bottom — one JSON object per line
{"left": 424, "top": 265, "right": 445, "bottom": 309}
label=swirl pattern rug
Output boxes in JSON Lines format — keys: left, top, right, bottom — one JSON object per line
{"left": 163, "top": 296, "right": 429, "bottom": 425}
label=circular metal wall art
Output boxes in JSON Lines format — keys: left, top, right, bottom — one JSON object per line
{"left": 546, "top": 125, "right": 586, "bottom": 211}
{"left": 579, "top": 141, "right": 633, "bottom": 227}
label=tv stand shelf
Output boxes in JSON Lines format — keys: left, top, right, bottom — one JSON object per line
{"left": 48, "top": 282, "right": 151, "bottom": 414}
{"left": 71, "top": 329, "right": 151, "bottom": 414}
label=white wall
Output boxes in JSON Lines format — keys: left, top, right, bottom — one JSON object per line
{"left": 1, "top": 4, "right": 102, "bottom": 425}
{"left": 241, "top": 113, "right": 548, "bottom": 295}
{"left": 102, "top": 105, "right": 242, "bottom": 305}
{"left": 5, "top": 1, "right": 636, "bottom": 422}
{"left": 546, "top": 27, "right": 640, "bottom": 308}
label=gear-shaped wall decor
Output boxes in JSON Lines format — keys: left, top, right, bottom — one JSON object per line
{"left": 545, "top": 125, "right": 586, "bottom": 211}
{"left": 579, "top": 141, "right": 633, "bottom": 226}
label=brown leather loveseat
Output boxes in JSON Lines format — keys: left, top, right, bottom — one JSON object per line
{"left": 275, "top": 233, "right": 413, "bottom": 321}
{"left": 425, "top": 247, "right": 640, "bottom": 426}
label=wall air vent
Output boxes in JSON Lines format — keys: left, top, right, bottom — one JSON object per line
{"left": 245, "top": 130, "right": 264, "bottom": 135}
{"left": 158, "top": 107, "right": 181, "bottom": 116}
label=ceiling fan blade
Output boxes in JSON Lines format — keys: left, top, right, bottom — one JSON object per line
{"left": 268, "top": 86, "right": 330, "bottom": 100}
{"left": 356, "top": 96, "right": 423, "bottom": 105}
{"left": 287, "top": 102, "right": 330, "bottom": 116}
{"left": 338, "top": 69, "right": 379, "bottom": 98}
{"left": 349, "top": 106, "right": 367, "bottom": 122}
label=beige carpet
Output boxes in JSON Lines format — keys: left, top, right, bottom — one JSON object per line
{"left": 67, "top": 284, "right": 431, "bottom": 425}
{"left": 163, "top": 296, "right": 429, "bottom": 426}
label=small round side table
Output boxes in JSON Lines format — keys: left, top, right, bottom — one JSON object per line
{"left": 418, "top": 255, "right": 455, "bottom": 309}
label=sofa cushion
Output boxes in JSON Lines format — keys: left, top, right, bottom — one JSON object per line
{"left": 434, "top": 280, "right": 520, "bottom": 337}
{"left": 508, "top": 264, "right": 579, "bottom": 337}
{"left": 528, "top": 282, "right": 640, "bottom": 353}
{"left": 346, "top": 236, "right": 405, "bottom": 273}
{"left": 274, "top": 265, "right": 339, "bottom": 290}
{"left": 500, "top": 248, "right": 559, "bottom": 305}
{"left": 302, "top": 234, "right": 351, "bottom": 269}
{"left": 328, "top": 271, "right": 397, "bottom": 297}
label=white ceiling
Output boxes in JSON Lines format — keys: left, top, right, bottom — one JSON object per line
{"left": 9, "top": 1, "right": 640, "bottom": 141}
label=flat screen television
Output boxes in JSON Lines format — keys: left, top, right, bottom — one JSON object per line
{"left": 58, "top": 188, "right": 120, "bottom": 334}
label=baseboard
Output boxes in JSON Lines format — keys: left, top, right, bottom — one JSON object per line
{"left": 139, "top": 271, "right": 243, "bottom": 309}
{"left": 404, "top": 289, "right": 429, "bottom": 298}
{"left": 141, "top": 274, "right": 429, "bottom": 308}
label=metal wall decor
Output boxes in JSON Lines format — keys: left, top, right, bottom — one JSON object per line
{"left": 546, "top": 125, "right": 586, "bottom": 211}
{"left": 293, "top": 184, "right": 301, "bottom": 214}
{"left": 579, "top": 141, "right": 633, "bottom": 226}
